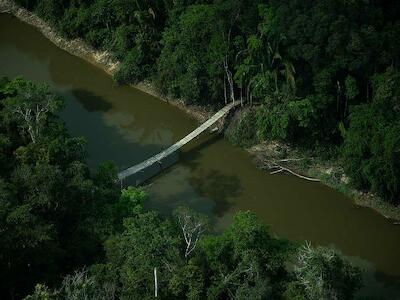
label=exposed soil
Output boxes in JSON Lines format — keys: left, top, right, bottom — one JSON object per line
{"left": 248, "top": 140, "right": 400, "bottom": 222}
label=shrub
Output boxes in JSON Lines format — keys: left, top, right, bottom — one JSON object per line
{"left": 34, "top": 0, "right": 63, "bottom": 26}
{"left": 341, "top": 68, "right": 400, "bottom": 203}
{"left": 226, "top": 109, "right": 258, "bottom": 147}
{"left": 114, "top": 49, "right": 147, "bottom": 84}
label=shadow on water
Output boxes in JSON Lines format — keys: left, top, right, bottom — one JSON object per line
{"left": 121, "top": 151, "right": 180, "bottom": 187}
{"left": 189, "top": 169, "right": 242, "bottom": 217}
{"left": 143, "top": 132, "right": 242, "bottom": 220}
{"left": 180, "top": 133, "right": 224, "bottom": 171}
{"left": 3, "top": 13, "right": 400, "bottom": 298}
{"left": 374, "top": 271, "right": 400, "bottom": 290}
{"left": 122, "top": 133, "right": 226, "bottom": 187}
{"left": 57, "top": 87, "right": 173, "bottom": 170}
{"left": 181, "top": 133, "right": 243, "bottom": 216}
{"left": 71, "top": 89, "right": 112, "bottom": 112}
{"left": 354, "top": 259, "right": 400, "bottom": 299}
{"left": 180, "top": 133, "right": 243, "bottom": 216}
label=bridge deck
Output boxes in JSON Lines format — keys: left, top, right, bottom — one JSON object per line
{"left": 118, "top": 102, "right": 238, "bottom": 181}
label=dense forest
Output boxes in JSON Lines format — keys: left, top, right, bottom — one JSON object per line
{"left": 0, "top": 77, "right": 364, "bottom": 299}
{"left": 13, "top": 0, "right": 400, "bottom": 204}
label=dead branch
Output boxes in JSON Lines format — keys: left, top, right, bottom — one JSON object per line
{"left": 261, "top": 158, "right": 320, "bottom": 182}
{"left": 270, "top": 165, "right": 320, "bottom": 182}
{"left": 270, "top": 169, "right": 284, "bottom": 175}
{"left": 176, "top": 208, "right": 205, "bottom": 258}
{"left": 278, "top": 158, "right": 305, "bottom": 162}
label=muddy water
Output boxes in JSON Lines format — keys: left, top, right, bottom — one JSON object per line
{"left": 1, "top": 14, "right": 399, "bottom": 298}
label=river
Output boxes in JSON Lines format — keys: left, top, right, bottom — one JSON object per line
{"left": 1, "top": 14, "right": 399, "bottom": 298}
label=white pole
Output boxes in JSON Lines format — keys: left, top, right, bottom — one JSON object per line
{"left": 154, "top": 267, "right": 158, "bottom": 298}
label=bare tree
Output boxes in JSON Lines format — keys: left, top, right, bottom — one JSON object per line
{"left": 61, "top": 269, "right": 116, "bottom": 300}
{"left": 13, "top": 97, "right": 54, "bottom": 143}
{"left": 174, "top": 207, "right": 207, "bottom": 259}
{"left": 293, "top": 242, "right": 362, "bottom": 300}
{"left": 4, "top": 81, "right": 61, "bottom": 143}
{"left": 221, "top": 9, "right": 240, "bottom": 105}
{"left": 224, "top": 73, "right": 228, "bottom": 104}
{"left": 221, "top": 261, "right": 256, "bottom": 299}
{"left": 223, "top": 58, "right": 235, "bottom": 104}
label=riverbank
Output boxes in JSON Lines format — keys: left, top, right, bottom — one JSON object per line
{"left": 0, "top": 0, "right": 214, "bottom": 124}
{"left": 2, "top": 0, "right": 399, "bottom": 223}
{"left": 240, "top": 119, "right": 400, "bottom": 222}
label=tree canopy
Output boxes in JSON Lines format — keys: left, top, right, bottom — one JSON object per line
{"left": 13, "top": 0, "right": 400, "bottom": 202}
{"left": 0, "top": 78, "right": 363, "bottom": 299}
{"left": 0, "top": 77, "right": 128, "bottom": 298}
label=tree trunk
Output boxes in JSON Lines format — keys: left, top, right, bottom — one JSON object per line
{"left": 154, "top": 267, "right": 158, "bottom": 298}
{"left": 240, "top": 85, "right": 243, "bottom": 107}
{"left": 223, "top": 59, "right": 235, "bottom": 104}
{"left": 224, "top": 74, "right": 227, "bottom": 104}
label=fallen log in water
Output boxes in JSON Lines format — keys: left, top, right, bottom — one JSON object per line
{"left": 269, "top": 165, "right": 321, "bottom": 182}
{"left": 261, "top": 159, "right": 320, "bottom": 182}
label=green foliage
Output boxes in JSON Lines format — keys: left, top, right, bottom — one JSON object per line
{"left": 24, "top": 209, "right": 361, "bottom": 299}
{"left": 111, "top": 25, "right": 135, "bottom": 59}
{"left": 85, "top": 210, "right": 293, "bottom": 299}
{"left": 1, "top": 77, "right": 63, "bottom": 144}
{"left": 16, "top": 168, "right": 362, "bottom": 300}
{"left": 342, "top": 68, "right": 400, "bottom": 202}
{"left": 14, "top": 0, "right": 400, "bottom": 200}
{"left": 156, "top": 1, "right": 261, "bottom": 104}
{"left": 344, "top": 76, "right": 359, "bottom": 101}
{"left": 290, "top": 243, "right": 362, "bottom": 300}
{"left": 14, "top": 0, "right": 400, "bottom": 201}
{"left": 114, "top": 48, "right": 148, "bottom": 84}
{"left": 0, "top": 78, "right": 123, "bottom": 298}
{"left": 99, "top": 211, "right": 181, "bottom": 299}
{"left": 24, "top": 269, "right": 115, "bottom": 300}
{"left": 156, "top": 4, "right": 222, "bottom": 104}
{"left": 226, "top": 109, "right": 258, "bottom": 147}
{"left": 59, "top": 6, "right": 90, "bottom": 39}
{"left": 14, "top": 0, "right": 38, "bottom": 11}
{"left": 168, "top": 263, "right": 205, "bottom": 299}
{"left": 34, "top": 0, "right": 63, "bottom": 26}
{"left": 7, "top": 0, "right": 397, "bottom": 294}
{"left": 23, "top": 284, "right": 56, "bottom": 300}
{"left": 255, "top": 93, "right": 316, "bottom": 142}
{"left": 113, "top": 186, "right": 148, "bottom": 229}
{"left": 202, "top": 211, "right": 290, "bottom": 299}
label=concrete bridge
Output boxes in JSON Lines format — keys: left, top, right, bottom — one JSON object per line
{"left": 118, "top": 102, "right": 239, "bottom": 185}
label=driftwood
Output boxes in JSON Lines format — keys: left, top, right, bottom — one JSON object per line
{"left": 277, "top": 158, "right": 304, "bottom": 162}
{"left": 261, "top": 158, "right": 320, "bottom": 182}
{"left": 270, "top": 165, "right": 320, "bottom": 182}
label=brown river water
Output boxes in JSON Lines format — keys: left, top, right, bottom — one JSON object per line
{"left": 1, "top": 14, "right": 399, "bottom": 298}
